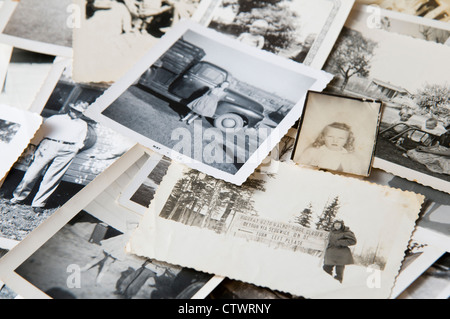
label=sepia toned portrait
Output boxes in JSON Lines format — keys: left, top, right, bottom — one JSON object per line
{"left": 292, "top": 92, "right": 382, "bottom": 176}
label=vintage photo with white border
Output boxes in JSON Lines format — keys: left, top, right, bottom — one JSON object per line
{"left": 397, "top": 252, "right": 450, "bottom": 299}
{"left": 0, "top": 0, "right": 73, "bottom": 57}
{"left": 323, "top": 4, "right": 450, "bottom": 193}
{"left": 201, "top": 0, "right": 356, "bottom": 69}
{"left": 0, "top": 59, "right": 133, "bottom": 242}
{"left": 118, "top": 152, "right": 171, "bottom": 215}
{"left": 391, "top": 237, "right": 445, "bottom": 299}
{"left": 128, "top": 161, "right": 424, "bottom": 299}
{"left": 366, "top": 168, "right": 450, "bottom": 252}
{"left": 0, "top": 145, "right": 222, "bottom": 299}
{"left": 73, "top": 0, "right": 210, "bottom": 83}
{"left": 0, "top": 104, "right": 42, "bottom": 181}
{"left": 292, "top": 92, "right": 382, "bottom": 177}
{"left": 85, "top": 20, "right": 333, "bottom": 185}
{"left": 0, "top": 48, "right": 55, "bottom": 111}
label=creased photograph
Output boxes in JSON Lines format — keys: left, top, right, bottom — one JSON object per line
{"left": 73, "top": 0, "right": 210, "bottom": 83}
{"left": 292, "top": 92, "right": 382, "bottom": 177}
{"left": 323, "top": 4, "right": 450, "bottom": 193}
{"left": 200, "top": 0, "right": 355, "bottom": 69}
{"left": 0, "top": 0, "right": 73, "bottom": 57}
{"left": 0, "top": 104, "right": 42, "bottom": 181}
{"left": 0, "top": 145, "right": 222, "bottom": 299}
{"left": 0, "top": 60, "right": 134, "bottom": 242}
{"left": 85, "top": 20, "right": 332, "bottom": 185}
{"left": 128, "top": 161, "right": 424, "bottom": 299}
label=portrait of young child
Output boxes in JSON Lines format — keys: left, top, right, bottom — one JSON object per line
{"left": 292, "top": 92, "right": 382, "bottom": 177}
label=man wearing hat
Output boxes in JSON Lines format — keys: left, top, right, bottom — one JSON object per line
{"left": 10, "top": 101, "right": 90, "bottom": 213}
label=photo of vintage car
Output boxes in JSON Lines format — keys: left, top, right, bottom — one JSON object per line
{"left": 137, "top": 39, "right": 267, "bottom": 132}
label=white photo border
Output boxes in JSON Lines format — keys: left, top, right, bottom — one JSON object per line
{"left": 85, "top": 20, "right": 333, "bottom": 185}
{"left": 117, "top": 152, "right": 165, "bottom": 216}
{"left": 0, "top": 0, "right": 72, "bottom": 57}
{"left": 0, "top": 145, "right": 223, "bottom": 299}
{"left": 336, "top": 4, "right": 450, "bottom": 194}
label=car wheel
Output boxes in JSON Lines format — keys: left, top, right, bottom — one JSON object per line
{"left": 214, "top": 113, "right": 245, "bottom": 132}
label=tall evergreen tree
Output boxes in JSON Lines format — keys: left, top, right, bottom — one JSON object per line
{"left": 315, "top": 197, "right": 340, "bottom": 231}
{"left": 294, "top": 203, "right": 313, "bottom": 228}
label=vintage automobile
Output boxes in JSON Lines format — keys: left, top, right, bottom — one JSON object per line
{"left": 137, "top": 39, "right": 266, "bottom": 132}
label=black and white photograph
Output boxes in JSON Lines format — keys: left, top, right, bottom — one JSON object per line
{"left": 366, "top": 168, "right": 450, "bottom": 251}
{"left": 128, "top": 161, "right": 423, "bottom": 298}
{"left": 397, "top": 253, "right": 450, "bottom": 299}
{"left": 86, "top": 21, "right": 332, "bottom": 185}
{"left": 323, "top": 4, "right": 450, "bottom": 193}
{"left": 0, "top": 118, "right": 20, "bottom": 144}
{"left": 73, "top": 0, "right": 207, "bottom": 82}
{"left": 0, "top": 48, "right": 55, "bottom": 111}
{"left": 357, "top": 0, "right": 450, "bottom": 22}
{"left": 0, "top": 0, "right": 73, "bottom": 57}
{"left": 0, "top": 236, "right": 19, "bottom": 300}
{"left": 0, "top": 145, "right": 222, "bottom": 299}
{"left": 203, "top": 0, "right": 355, "bottom": 69}
{"left": 14, "top": 210, "right": 213, "bottom": 299}
{"left": 0, "top": 62, "right": 133, "bottom": 241}
{"left": 0, "top": 282, "right": 18, "bottom": 300}
{"left": 118, "top": 153, "right": 171, "bottom": 215}
{"left": 389, "top": 237, "right": 445, "bottom": 298}
{"left": 0, "top": 104, "right": 42, "bottom": 182}
{"left": 292, "top": 92, "right": 382, "bottom": 177}
{"left": 207, "top": 278, "right": 302, "bottom": 300}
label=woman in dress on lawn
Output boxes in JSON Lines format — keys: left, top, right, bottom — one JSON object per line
{"left": 180, "top": 81, "right": 230, "bottom": 125}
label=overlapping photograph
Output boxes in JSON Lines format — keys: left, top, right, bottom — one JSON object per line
{"left": 73, "top": 0, "right": 211, "bottom": 82}
{"left": 86, "top": 20, "right": 332, "bottom": 185}
{"left": 0, "top": 0, "right": 72, "bottom": 57}
{"left": 323, "top": 4, "right": 450, "bottom": 193}
{"left": 0, "top": 105, "right": 42, "bottom": 181}
{"left": 128, "top": 161, "right": 424, "bottom": 298}
{"left": 200, "top": 0, "right": 356, "bottom": 69}
{"left": 0, "top": 146, "right": 222, "bottom": 299}
{"left": 292, "top": 92, "right": 382, "bottom": 176}
{"left": 0, "top": 60, "right": 133, "bottom": 241}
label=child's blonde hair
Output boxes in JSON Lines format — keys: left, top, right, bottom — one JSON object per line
{"left": 312, "top": 122, "right": 355, "bottom": 152}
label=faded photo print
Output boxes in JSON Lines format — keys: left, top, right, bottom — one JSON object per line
{"left": 14, "top": 210, "right": 213, "bottom": 299}
{"left": 1, "top": 0, "right": 73, "bottom": 48}
{"left": 292, "top": 92, "right": 382, "bottom": 176}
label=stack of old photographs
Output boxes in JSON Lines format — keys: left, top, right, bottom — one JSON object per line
{"left": 0, "top": 0, "right": 448, "bottom": 300}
